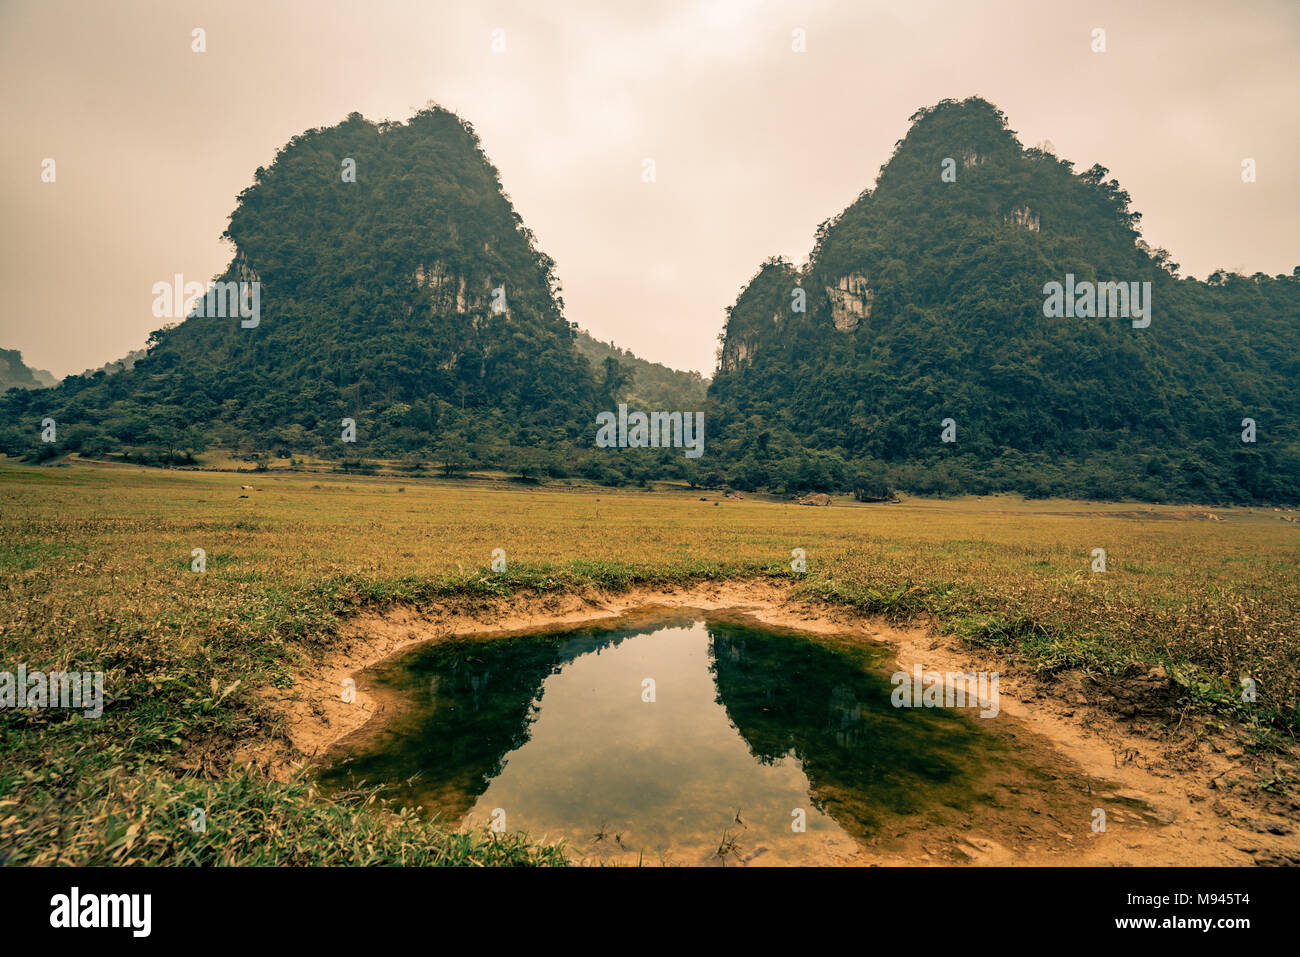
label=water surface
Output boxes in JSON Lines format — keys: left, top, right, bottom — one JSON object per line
{"left": 320, "top": 614, "right": 1023, "bottom": 865}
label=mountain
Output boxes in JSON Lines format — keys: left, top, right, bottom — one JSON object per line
{"left": 1, "top": 106, "right": 600, "bottom": 469}
{"left": 0, "top": 349, "right": 57, "bottom": 391}
{"left": 573, "top": 328, "right": 709, "bottom": 411}
{"left": 709, "top": 97, "right": 1300, "bottom": 503}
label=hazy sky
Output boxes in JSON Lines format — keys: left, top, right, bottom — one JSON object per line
{"left": 2, "top": 0, "right": 1297, "bottom": 378}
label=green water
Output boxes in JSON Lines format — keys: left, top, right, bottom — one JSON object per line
{"left": 318, "top": 614, "right": 1016, "bottom": 865}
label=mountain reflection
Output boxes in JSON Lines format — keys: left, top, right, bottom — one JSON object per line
{"left": 317, "top": 615, "right": 1006, "bottom": 854}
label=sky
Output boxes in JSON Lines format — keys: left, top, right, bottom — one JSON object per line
{"left": 1, "top": 0, "right": 1297, "bottom": 378}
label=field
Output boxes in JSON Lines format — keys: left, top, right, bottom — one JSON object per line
{"left": 1, "top": 458, "right": 1297, "bottom": 865}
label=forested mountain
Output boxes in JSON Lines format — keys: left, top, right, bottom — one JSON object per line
{"left": 1, "top": 107, "right": 601, "bottom": 469}
{"left": 0, "top": 350, "right": 56, "bottom": 391}
{"left": 6, "top": 98, "right": 1296, "bottom": 502}
{"left": 709, "top": 97, "right": 1300, "bottom": 503}
{"left": 573, "top": 328, "right": 709, "bottom": 411}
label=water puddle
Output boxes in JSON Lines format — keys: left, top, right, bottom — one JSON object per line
{"left": 319, "top": 612, "right": 1098, "bottom": 864}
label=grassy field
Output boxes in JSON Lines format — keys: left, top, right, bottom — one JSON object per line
{"left": 1, "top": 458, "right": 1297, "bottom": 864}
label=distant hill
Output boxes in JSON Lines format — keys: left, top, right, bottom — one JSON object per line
{"left": 573, "top": 328, "right": 708, "bottom": 411}
{"left": 83, "top": 347, "right": 148, "bottom": 378}
{"left": 0, "top": 349, "right": 56, "bottom": 391}
{"left": 709, "top": 97, "right": 1300, "bottom": 503}
{"left": 0, "top": 345, "right": 150, "bottom": 394}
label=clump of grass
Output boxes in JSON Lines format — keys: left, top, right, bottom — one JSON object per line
{"left": 793, "top": 559, "right": 1299, "bottom": 734}
{"left": 0, "top": 760, "right": 567, "bottom": 866}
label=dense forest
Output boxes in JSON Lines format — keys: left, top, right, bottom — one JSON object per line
{"left": 709, "top": 97, "right": 1300, "bottom": 503}
{"left": 4, "top": 98, "right": 1296, "bottom": 502}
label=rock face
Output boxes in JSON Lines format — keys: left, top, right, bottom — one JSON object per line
{"left": 414, "top": 262, "right": 508, "bottom": 317}
{"left": 797, "top": 492, "right": 832, "bottom": 506}
{"left": 720, "top": 336, "right": 757, "bottom": 371}
{"left": 716, "top": 258, "right": 801, "bottom": 372}
{"left": 231, "top": 250, "right": 260, "bottom": 287}
{"left": 825, "top": 274, "right": 872, "bottom": 331}
{"left": 1006, "top": 205, "right": 1040, "bottom": 231}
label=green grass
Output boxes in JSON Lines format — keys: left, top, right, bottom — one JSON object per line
{"left": 0, "top": 763, "right": 567, "bottom": 866}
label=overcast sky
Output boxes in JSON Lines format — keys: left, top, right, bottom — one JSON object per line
{"left": 2, "top": 0, "right": 1297, "bottom": 378}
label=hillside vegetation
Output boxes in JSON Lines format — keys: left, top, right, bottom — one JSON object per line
{"left": 709, "top": 98, "right": 1300, "bottom": 503}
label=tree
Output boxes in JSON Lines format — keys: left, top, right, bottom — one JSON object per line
{"left": 435, "top": 431, "right": 469, "bottom": 476}
{"left": 852, "top": 464, "right": 893, "bottom": 502}
{"left": 598, "top": 357, "right": 633, "bottom": 407}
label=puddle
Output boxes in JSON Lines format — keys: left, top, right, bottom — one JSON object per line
{"left": 318, "top": 612, "right": 1101, "bottom": 865}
